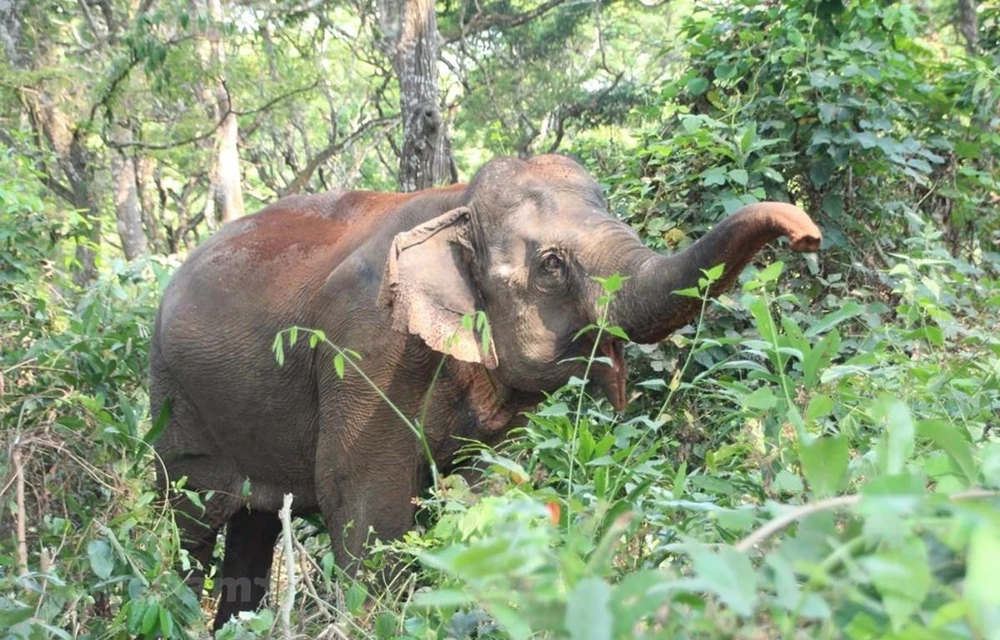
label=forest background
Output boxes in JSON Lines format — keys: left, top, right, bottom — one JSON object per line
{"left": 2, "top": 0, "right": 1000, "bottom": 638}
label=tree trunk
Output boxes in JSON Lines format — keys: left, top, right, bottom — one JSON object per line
{"left": 111, "top": 122, "right": 148, "bottom": 260}
{"left": 378, "top": 0, "right": 456, "bottom": 192}
{"left": 193, "top": 0, "right": 244, "bottom": 226}
{"left": 957, "top": 0, "right": 978, "bottom": 53}
{"left": 16, "top": 32, "right": 102, "bottom": 285}
{"left": 0, "top": 0, "right": 25, "bottom": 65}
{"left": 210, "top": 85, "right": 245, "bottom": 224}
{"left": 136, "top": 154, "right": 163, "bottom": 253}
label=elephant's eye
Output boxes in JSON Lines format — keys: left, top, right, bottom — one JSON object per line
{"left": 541, "top": 253, "right": 564, "bottom": 273}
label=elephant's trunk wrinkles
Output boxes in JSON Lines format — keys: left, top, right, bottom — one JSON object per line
{"left": 608, "top": 203, "right": 821, "bottom": 345}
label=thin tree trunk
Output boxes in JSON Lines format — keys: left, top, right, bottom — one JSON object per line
{"left": 111, "top": 122, "right": 148, "bottom": 260}
{"left": 957, "top": 0, "right": 978, "bottom": 53}
{"left": 22, "top": 68, "right": 101, "bottom": 284}
{"left": 0, "top": 0, "right": 25, "bottom": 65}
{"left": 135, "top": 154, "right": 163, "bottom": 253}
{"left": 378, "top": 0, "right": 456, "bottom": 191}
{"left": 5, "top": 0, "right": 101, "bottom": 284}
{"left": 211, "top": 84, "right": 244, "bottom": 224}
{"left": 193, "top": 0, "right": 244, "bottom": 226}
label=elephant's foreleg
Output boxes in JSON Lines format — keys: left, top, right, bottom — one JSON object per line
{"left": 213, "top": 509, "right": 282, "bottom": 630}
{"left": 316, "top": 449, "right": 424, "bottom": 580}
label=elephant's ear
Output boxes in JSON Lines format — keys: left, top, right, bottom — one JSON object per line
{"left": 378, "top": 206, "right": 498, "bottom": 368}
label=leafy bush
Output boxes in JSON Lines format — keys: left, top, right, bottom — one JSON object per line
{"left": 2, "top": 0, "right": 999, "bottom": 637}
{"left": 0, "top": 205, "right": 196, "bottom": 638}
{"left": 596, "top": 0, "right": 1000, "bottom": 265}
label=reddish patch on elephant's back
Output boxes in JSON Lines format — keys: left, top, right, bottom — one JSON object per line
{"left": 222, "top": 184, "right": 467, "bottom": 264}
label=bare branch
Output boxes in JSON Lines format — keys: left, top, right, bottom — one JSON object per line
{"left": 111, "top": 81, "right": 319, "bottom": 151}
{"left": 280, "top": 116, "right": 397, "bottom": 196}
{"left": 443, "top": 0, "right": 571, "bottom": 44}
{"left": 736, "top": 489, "right": 1000, "bottom": 553}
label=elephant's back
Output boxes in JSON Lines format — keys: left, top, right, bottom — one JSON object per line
{"left": 150, "top": 184, "right": 468, "bottom": 494}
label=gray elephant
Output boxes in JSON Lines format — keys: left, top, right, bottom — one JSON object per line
{"left": 150, "top": 154, "right": 821, "bottom": 629}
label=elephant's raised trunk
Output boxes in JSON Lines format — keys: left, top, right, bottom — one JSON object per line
{"left": 607, "top": 203, "right": 821, "bottom": 345}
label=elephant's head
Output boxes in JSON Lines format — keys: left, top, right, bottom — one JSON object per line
{"left": 380, "top": 155, "right": 821, "bottom": 410}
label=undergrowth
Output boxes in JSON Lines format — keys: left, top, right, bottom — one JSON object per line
{"left": 2, "top": 0, "right": 1000, "bottom": 637}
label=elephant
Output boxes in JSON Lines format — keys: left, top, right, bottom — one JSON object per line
{"left": 149, "top": 154, "right": 821, "bottom": 629}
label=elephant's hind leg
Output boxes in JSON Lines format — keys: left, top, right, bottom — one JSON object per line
{"left": 213, "top": 509, "right": 282, "bottom": 631}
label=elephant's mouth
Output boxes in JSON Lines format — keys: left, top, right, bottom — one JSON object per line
{"left": 591, "top": 338, "right": 628, "bottom": 412}
{"left": 577, "top": 338, "right": 628, "bottom": 411}
{"left": 558, "top": 335, "right": 628, "bottom": 412}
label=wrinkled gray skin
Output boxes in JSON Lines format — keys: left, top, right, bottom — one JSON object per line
{"left": 150, "top": 155, "right": 821, "bottom": 629}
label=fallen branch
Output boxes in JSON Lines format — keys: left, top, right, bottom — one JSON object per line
{"left": 278, "top": 493, "right": 296, "bottom": 639}
{"left": 736, "top": 488, "right": 1000, "bottom": 553}
{"left": 13, "top": 442, "right": 28, "bottom": 576}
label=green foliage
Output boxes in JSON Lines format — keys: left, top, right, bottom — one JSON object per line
{"left": 0, "top": 166, "right": 195, "bottom": 636}
{"left": 598, "top": 0, "right": 1000, "bottom": 261}
{"left": 2, "top": 0, "right": 999, "bottom": 637}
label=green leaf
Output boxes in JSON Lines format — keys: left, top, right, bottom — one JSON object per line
{"left": 703, "top": 263, "right": 725, "bottom": 282}
{"left": 739, "top": 122, "right": 756, "bottom": 154}
{"left": 413, "top": 588, "right": 475, "bottom": 608}
{"left": 144, "top": 396, "right": 171, "bottom": 445}
{"left": 690, "top": 545, "right": 758, "bottom": 616}
{"left": 773, "top": 470, "right": 804, "bottom": 494}
{"left": 674, "top": 286, "right": 702, "bottom": 298}
{"left": 700, "top": 167, "right": 727, "bottom": 186}
{"left": 859, "top": 473, "right": 925, "bottom": 542}
{"left": 799, "top": 435, "right": 849, "bottom": 497}
{"left": 611, "top": 570, "right": 670, "bottom": 636}
{"left": 809, "top": 155, "right": 835, "bottom": 188}
{"left": 716, "top": 63, "right": 737, "bottom": 80}
{"left": 872, "top": 397, "right": 915, "bottom": 475}
{"left": 728, "top": 169, "right": 749, "bottom": 186}
{"left": 248, "top": 609, "right": 274, "bottom": 633}
{"left": 491, "top": 602, "right": 533, "bottom": 640}
{"left": 159, "top": 607, "right": 174, "bottom": 637}
{"left": 272, "top": 333, "right": 285, "bottom": 366}
{"left": 374, "top": 612, "right": 397, "bottom": 639}
{"left": 966, "top": 523, "right": 1000, "bottom": 631}
{"left": 686, "top": 76, "right": 710, "bottom": 95}
{"left": 87, "top": 539, "right": 114, "bottom": 580}
{"left": 0, "top": 604, "right": 34, "bottom": 628}
{"left": 565, "top": 578, "right": 613, "bottom": 640}
{"left": 755, "top": 261, "right": 785, "bottom": 284}
{"left": 805, "top": 394, "right": 834, "bottom": 422}
{"left": 821, "top": 193, "right": 844, "bottom": 217}
{"left": 333, "top": 352, "right": 345, "bottom": 378}
{"left": 596, "top": 273, "right": 628, "bottom": 294}
{"left": 141, "top": 601, "right": 159, "bottom": 634}
{"left": 803, "top": 301, "right": 863, "bottom": 337}
{"left": 744, "top": 387, "right": 777, "bottom": 410}
{"left": 768, "top": 554, "right": 831, "bottom": 620}
{"left": 861, "top": 536, "right": 931, "bottom": 631}
{"left": 345, "top": 583, "right": 368, "bottom": 614}
{"left": 680, "top": 115, "right": 702, "bottom": 134}
{"left": 916, "top": 420, "right": 977, "bottom": 486}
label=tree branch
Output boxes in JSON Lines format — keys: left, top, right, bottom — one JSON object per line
{"left": 735, "top": 488, "right": 1000, "bottom": 553}
{"left": 443, "top": 0, "right": 572, "bottom": 44}
{"left": 110, "top": 81, "right": 319, "bottom": 151}
{"left": 280, "top": 116, "right": 397, "bottom": 196}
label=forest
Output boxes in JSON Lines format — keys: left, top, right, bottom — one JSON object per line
{"left": 1, "top": 0, "right": 999, "bottom": 637}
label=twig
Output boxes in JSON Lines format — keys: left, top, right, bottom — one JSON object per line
{"left": 110, "top": 82, "right": 319, "bottom": 151}
{"left": 278, "top": 493, "right": 296, "bottom": 638}
{"left": 13, "top": 442, "right": 28, "bottom": 576}
{"left": 736, "top": 488, "right": 1000, "bottom": 552}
